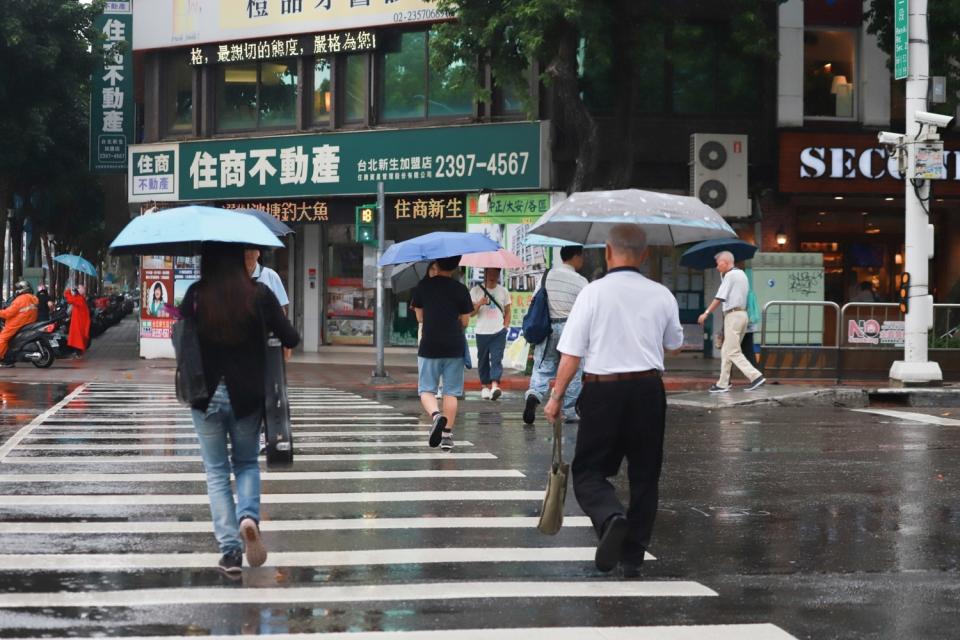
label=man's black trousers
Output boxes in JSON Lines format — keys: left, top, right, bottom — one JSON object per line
{"left": 572, "top": 376, "right": 666, "bottom": 563}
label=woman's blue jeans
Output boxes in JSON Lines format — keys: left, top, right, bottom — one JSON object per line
{"left": 191, "top": 382, "right": 262, "bottom": 554}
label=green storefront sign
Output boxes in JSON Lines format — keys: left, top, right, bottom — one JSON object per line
{"left": 90, "top": 2, "right": 133, "bottom": 173}
{"left": 466, "top": 192, "right": 552, "bottom": 223}
{"left": 894, "top": 0, "right": 909, "bottom": 80}
{"left": 128, "top": 122, "right": 549, "bottom": 202}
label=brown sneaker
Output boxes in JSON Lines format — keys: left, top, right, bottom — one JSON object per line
{"left": 239, "top": 517, "right": 267, "bottom": 568}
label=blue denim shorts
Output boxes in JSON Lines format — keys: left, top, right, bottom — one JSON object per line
{"left": 418, "top": 357, "right": 465, "bottom": 397}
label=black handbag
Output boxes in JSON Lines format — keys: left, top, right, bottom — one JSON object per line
{"left": 258, "top": 297, "right": 294, "bottom": 467}
{"left": 171, "top": 304, "right": 208, "bottom": 405}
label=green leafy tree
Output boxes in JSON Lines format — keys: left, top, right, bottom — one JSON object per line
{"left": 432, "top": 0, "right": 782, "bottom": 192}
{"left": 0, "top": 0, "right": 106, "bottom": 287}
{"left": 865, "top": 0, "right": 960, "bottom": 117}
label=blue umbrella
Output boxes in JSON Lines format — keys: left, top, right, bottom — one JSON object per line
{"left": 680, "top": 238, "right": 758, "bottom": 270}
{"left": 108, "top": 205, "right": 284, "bottom": 256}
{"left": 234, "top": 208, "right": 295, "bottom": 237}
{"left": 378, "top": 232, "right": 499, "bottom": 267}
{"left": 53, "top": 254, "right": 98, "bottom": 277}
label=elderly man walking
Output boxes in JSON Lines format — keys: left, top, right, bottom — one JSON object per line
{"left": 697, "top": 251, "right": 765, "bottom": 393}
{"left": 544, "top": 224, "right": 684, "bottom": 578}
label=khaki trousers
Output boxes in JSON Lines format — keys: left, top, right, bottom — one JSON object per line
{"left": 718, "top": 310, "right": 761, "bottom": 387}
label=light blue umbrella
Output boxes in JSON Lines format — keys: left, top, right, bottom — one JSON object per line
{"left": 234, "top": 208, "right": 295, "bottom": 237}
{"left": 53, "top": 254, "right": 98, "bottom": 277}
{"left": 108, "top": 205, "right": 284, "bottom": 256}
{"left": 528, "top": 189, "right": 737, "bottom": 246}
{"left": 378, "top": 232, "right": 499, "bottom": 267}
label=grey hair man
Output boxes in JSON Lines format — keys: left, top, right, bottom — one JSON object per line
{"left": 697, "top": 250, "right": 765, "bottom": 392}
{"left": 544, "top": 223, "right": 684, "bottom": 578}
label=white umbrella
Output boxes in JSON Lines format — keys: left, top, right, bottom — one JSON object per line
{"left": 527, "top": 189, "right": 738, "bottom": 247}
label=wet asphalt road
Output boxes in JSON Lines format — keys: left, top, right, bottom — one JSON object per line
{"left": 0, "top": 382, "right": 958, "bottom": 639}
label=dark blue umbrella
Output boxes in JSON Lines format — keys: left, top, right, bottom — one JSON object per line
{"left": 680, "top": 238, "right": 758, "bottom": 270}
{"left": 234, "top": 208, "right": 295, "bottom": 237}
{"left": 378, "top": 232, "right": 499, "bottom": 267}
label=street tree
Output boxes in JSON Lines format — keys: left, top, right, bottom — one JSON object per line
{"left": 865, "top": 0, "right": 960, "bottom": 117}
{"left": 0, "top": 0, "right": 106, "bottom": 287}
{"left": 432, "top": 0, "right": 783, "bottom": 193}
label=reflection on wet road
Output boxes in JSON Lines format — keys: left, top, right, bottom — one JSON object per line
{"left": 0, "top": 382, "right": 796, "bottom": 638}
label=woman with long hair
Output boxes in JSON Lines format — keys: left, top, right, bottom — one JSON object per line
{"left": 149, "top": 282, "right": 166, "bottom": 317}
{"left": 179, "top": 243, "right": 299, "bottom": 575}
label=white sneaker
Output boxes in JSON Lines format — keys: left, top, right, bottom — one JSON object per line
{"left": 481, "top": 387, "right": 492, "bottom": 400}
{"left": 490, "top": 386, "right": 502, "bottom": 401}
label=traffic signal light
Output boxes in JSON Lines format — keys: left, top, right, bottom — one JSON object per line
{"left": 355, "top": 204, "right": 377, "bottom": 246}
{"left": 898, "top": 272, "right": 911, "bottom": 315}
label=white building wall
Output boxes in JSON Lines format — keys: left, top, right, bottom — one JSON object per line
{"left": 777, "top": 0, "right": 805, "bottom": 127}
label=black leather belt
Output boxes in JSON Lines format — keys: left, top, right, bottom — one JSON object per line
{"left": 583, "top": 370, "right": 661, "bottom": 383}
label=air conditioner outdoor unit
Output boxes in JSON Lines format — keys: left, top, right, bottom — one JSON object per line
{"left": 689, "top": 133, "right": 749, "bottom": 218}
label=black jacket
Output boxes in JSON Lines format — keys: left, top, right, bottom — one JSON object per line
{"left": 179, "top": 283, "right": 299, "bottom": 419}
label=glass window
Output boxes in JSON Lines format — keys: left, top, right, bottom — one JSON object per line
{"left": 382, "top": 31, "right": 427, "bottom": 120}
{"left": 428, "top": 56, "right": 472, "bottom": 117}
{"left": 804, "top": 29, "right": 856, "bottom": 118}
{"left": 216, "top": 63, "right": 258, "bottom": 131}
{"left": 313, "top": 57, "right": 332, "bottom": 126}
{"left": 215, "top": 59, "right": 297, "bottom": 132}
{"left": 343, "top": 54, "right": 367, "bottom": 123}
{"left": 163, "top": 52, "right": 193, "bottom": 135}
{"left": 258, "top": 59, "right": 297, "bottom": 128}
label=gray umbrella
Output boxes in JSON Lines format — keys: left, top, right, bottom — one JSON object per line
{"left": 235, "top": 208, "right": 295, "bottom": 237}
{"left": 527, "top": 188, "right": 738, "bottom": 246}
{"left": 389, "top": 260, "right": 432, "bottom": 293}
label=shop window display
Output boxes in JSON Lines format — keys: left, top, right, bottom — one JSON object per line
{"left": 803, "top": 30, "right": 856, "bottom": 118}
{"left": 216, "top": 59, "right": 298, "bottom": 132}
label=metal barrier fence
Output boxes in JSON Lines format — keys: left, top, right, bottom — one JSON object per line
{"left": 760, "top": 300, "right": 960, "bottom": 380}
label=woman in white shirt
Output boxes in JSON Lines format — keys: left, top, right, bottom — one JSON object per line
{"left": 470, "top": 267, "right": 511, "bottom": 400}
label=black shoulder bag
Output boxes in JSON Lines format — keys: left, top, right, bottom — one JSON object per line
{"left": 171, "top": 293, "right": 208, "bottom": 405}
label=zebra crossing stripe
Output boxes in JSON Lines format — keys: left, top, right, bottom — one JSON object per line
{"left": 0, "top": 547, "right": 653, "bottom": 571}
{"left": 0, "top": 580, "right": 717, "bottom": 608}
{"left": 0, "top": 384, "right": 88, "bottom": 462}
{"left": 12, "top": 441, "right": 474, "bottom": 450}
{"left": 22, "top": 430, "right": 429, "bottom": 439}
{"left": 0, "top": 469, "right": 522, "bottom": 483}
{"left": 0, "top": 516, "right": 591, "bottom": 534}
{"left": 0, "top": 490, "right": 545, "bottom": 506}
{"left": 32, "top": 625, "right": 797, "bottom": 640}
{"left": 1, "top": 453, "right": 498, "bottom": 464}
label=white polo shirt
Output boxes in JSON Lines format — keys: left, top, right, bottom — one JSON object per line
{"left": 558, "top": 268, "right": 684, "bottom": 374}
{"left": 714, "top": 268, "right": 748, "bottom": 312}
{"left": 253, "top": 264, "right": 290, "bottom": 307}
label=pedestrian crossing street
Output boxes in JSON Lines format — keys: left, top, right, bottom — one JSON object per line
{"left": 0, "top": 382, "right": 796, "bottom": 639}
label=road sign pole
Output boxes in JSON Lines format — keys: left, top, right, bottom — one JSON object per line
{"left": 890, "top": 0, "right": 943, "bottom": 386}
{"left": 372, "top": 181, "right": 390, "bottom": 381}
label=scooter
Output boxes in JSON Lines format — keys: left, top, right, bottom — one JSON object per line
{"left": 1, "top": 318, "right": 58, "bottom": 368}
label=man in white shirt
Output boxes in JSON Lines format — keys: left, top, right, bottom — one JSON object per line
{"left": 470, "top": 267, "right": 511, "bottom": 400}
{"left": 245, "top": 249, "right": 289, "bottom": 311}
{"left": 523, "top": 245, "right": 588, "bottom": 424}
{"left": 697, "top": 251, "right": 765, "bottom": 393}
{"left": 544, "top": 224, "right": 684, "bottom": 578}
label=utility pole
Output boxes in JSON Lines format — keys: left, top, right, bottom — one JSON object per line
{"left": 371, "top": 180, "right": 390, "bottom": 382}
{"left": 889, "top": 0, "right": 943, "bottom": 386}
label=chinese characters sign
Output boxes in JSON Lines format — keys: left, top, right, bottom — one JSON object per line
{"left": 466, "top": 192, "right": 552, "bottom": 224}
{"left": 189, "top": 30, "right": 377, "bottom": 65}
{"left": 131, "top": 146, "right": 178, "bottom": 198}
{"left": 134, "top": 0, "right": 448, "bottom": 51}
{"left": 894, "top": 0, "right": 909, "bottom": 80}
{"left": 90, "top": 2, "right": 133, "bottom": 173}
{"left": 127, "top": 122, "right": 548, "bottom": 202}
{"left": 221, "top": 200, "right": 334, "bottom": 223}
{"left": 391, "top": 196, "right": 464, "bottom": 222}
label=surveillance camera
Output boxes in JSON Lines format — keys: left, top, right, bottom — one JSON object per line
{"left": 878, "top": 131, "right": 904, "bottom": 147}
{"left": 915, "top": 111, "right": 955, "bottom": 129}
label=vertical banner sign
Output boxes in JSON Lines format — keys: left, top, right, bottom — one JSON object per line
{"left": 894, "top": 0, "right": 909, "bottom": 80}
{"left": 90, "top": 1, "right": 133, "bottom": 172}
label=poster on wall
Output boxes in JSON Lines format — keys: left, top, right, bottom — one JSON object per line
{"left": 465, "top": 193, "right": 553, "bottom": 369}
{"left": 141, "top": 257, "right": 174, "bottom": 341}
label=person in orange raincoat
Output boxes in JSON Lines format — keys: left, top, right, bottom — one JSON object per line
{"left": 0, "top": 281, "right": 39, "bottom": 366}
{"left": 64, "top": 285, "right": 91, "bottom": 358}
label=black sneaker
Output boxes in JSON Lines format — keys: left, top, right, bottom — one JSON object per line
{"left": 428, "top": 412, "right": 447, "bottom": 448}
{"left": 708, "top": 384, "right": 730, "bottom": 394}
{"left": 620, "top": 558, "right": 644, "bottom": 579}
{"left": 595, "top": 514, "right": 628, "bottom": 572}
{"left": 0, "top": 362, "right": 14, "bottom": 368}
{"left": 218, "top": 549, "right": 242, "bottom": 574}
{"left": 744, "top": 376, "right": 766, "bottom": 391}
{"left": 239, "top": 517, "right": 267, "bottom": 568}
{"left": 522, "top": 395, "right": 540, "bottom": 425}
{"left": 440, "top": 430, "right": 454, "bottom": 451}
